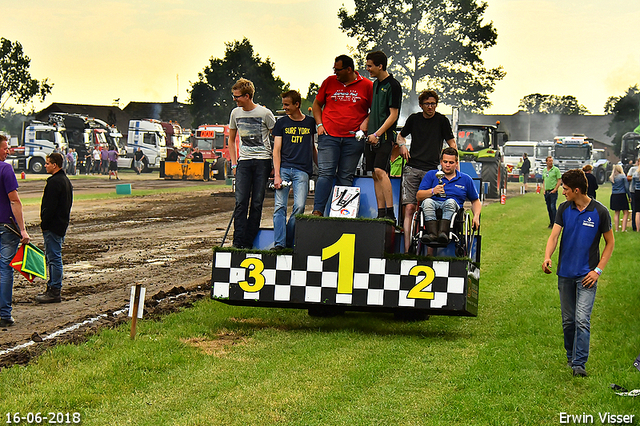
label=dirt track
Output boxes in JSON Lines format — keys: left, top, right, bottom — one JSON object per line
{"left": 0, "top": 172, "right": 516, "bottom": 367}
{"left": 0, "top": 173, "right": 261, "bottom": 366}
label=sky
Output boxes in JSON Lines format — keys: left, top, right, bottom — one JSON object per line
{"left": 2, "top": 0, "right": 640, "bottom": 119}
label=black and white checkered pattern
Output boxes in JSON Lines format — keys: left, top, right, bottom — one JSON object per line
{"left": 212, "top": 251, "right": 472, "bottom": 312}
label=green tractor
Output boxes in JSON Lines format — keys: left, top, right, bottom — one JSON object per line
{"left": 456, "top": 122, "right": 508, "bottom": 199}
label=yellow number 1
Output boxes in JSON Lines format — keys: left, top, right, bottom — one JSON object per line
{"left": 322, "top": 233, "right": 356, "bottom": 294}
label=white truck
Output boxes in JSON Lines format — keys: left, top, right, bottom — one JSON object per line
{"left": 117, "top": 119, "right": 167, "bottom": 172}
{"left": 501, "top": 141, "right": 538, "bottom": 182}
{"left": 553, "top": 135, "right": 593, "bottom": 173}
{"left": 7, "top": 121, "right": 68, "bottom": 173}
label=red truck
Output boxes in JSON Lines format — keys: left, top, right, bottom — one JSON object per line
{"left": 194, "top": 124, "right": 239, "bottom": 179}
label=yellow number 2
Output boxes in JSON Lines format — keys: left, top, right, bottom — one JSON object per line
{"left": 239, "top": 258, "right": 266, "bottom": 292}
{"left": 407, "top": 265, "right": 435, "bottom": 299}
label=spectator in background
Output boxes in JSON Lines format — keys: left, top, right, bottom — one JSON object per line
{"left": 134, "top": 147, "right": 145, "bottom": 174}
{"left": 66, "top": 149, "right": 75, "bottom": 175}
{"left": 520, "top": 152, "right": 531, "bottom": 193}
{"left": 627, "top": 158, "right": 639, "bottom": 231}
{"left": 609, "top": 164, "right": 629, "bottom": 232}
{"left": 84, "top": 152, "right": 92, "bottom": 175}
{"left": 70, "top": 148, "right": 78, "bottom": 175}
{"left": 92, "top": 146, "right": 101, "bottom": 174}
{"left": 542, "top": 156, "right": 562, "bottom": 229}
{"left": 108, "top": 148, "right": 120, "bottom": 180}
{"left": 100, "top": 148, "right": 109, "bottom": 175}
{"left": 190, "top": 147, "right": 203, "bottom": 162}
{"left": 582, "top": 164, "right": 598, "bottom": 199}
{"left": 167, "top": 147, "right": 180, "bottom": 162}
{"left": 388, "top": 145, "right": 403, "bottom": 177}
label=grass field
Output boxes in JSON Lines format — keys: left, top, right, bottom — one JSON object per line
{"left": 1, "top": 185, "right": 638, "bottom": 425}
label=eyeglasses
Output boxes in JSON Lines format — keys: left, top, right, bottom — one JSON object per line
{"left": 232, "top": 94, "right": 246, "bottom": 100}
{"left": 333, "top": 67, "right": 344, "bottom": 73}
{"left": 421, "top": 102, "right": 437, "bottom": 107}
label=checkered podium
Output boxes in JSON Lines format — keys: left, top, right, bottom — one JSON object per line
{"left": 212, "top": 217, "right": 479, "bottom": 316}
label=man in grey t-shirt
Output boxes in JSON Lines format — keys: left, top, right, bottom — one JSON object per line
{"left": 228, "top": 78, "right": 275, "bottom": 248}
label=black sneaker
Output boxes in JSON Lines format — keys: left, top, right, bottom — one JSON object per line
{"left": 0, "top": 316, "right": 15, "bottom": 327}
{"left": 271, "top": 245, "right": 285, "bottom": 251}
{"left": 572, "top": 366, "right": 587, "bottom": 377}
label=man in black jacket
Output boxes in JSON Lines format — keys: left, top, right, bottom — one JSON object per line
{"left": 520, "top": 153, "right": 531, "bottom": 193}
{"left": 36, "top": 153, "right": 73, "bottom": 304}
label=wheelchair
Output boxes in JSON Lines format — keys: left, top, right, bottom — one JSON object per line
{"left": 408, "top": 203, "right": 479, "bottom": 260}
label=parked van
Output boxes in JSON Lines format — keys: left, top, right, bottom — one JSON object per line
{"left": 502, "top": 141, "right": 537, "bottom": 181}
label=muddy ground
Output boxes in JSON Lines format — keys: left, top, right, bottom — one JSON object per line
{"left": 0, "top": 172, "right": 255, "bottom": 366}
{"left": 0, "top": 172, "right": 517, "bottom": 367}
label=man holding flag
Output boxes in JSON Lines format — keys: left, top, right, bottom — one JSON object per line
{"left": 35, "top": 153, "right": 73, "bottom": 304}
{"left": 0, "top": 135, "right": 30, "bottom": 327}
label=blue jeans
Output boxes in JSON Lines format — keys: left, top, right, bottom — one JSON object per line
{"left": 274, "top": 168, "right": 309, "bottom": 248}
{"left": 558, "top": 276, "right": 597, "bottom": 368}
{"left": 0, "top": 228, "right": 20, "bottom": 319}
{"left": 233, "top": 159, "right": 272, "bottom": 248}
{"left": 43, "top": 231, "right": 64, "bottom": 290}
{"left": 421, "top": 198, "right": 459, "bottom": 221}
{"left": 313, "top": 135, "right": 364, "bottom": 213}
{"left": 544, "top": 191, "right": 558, "bottom": 226}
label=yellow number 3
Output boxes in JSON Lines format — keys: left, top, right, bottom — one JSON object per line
{"left": 239, "top": 258, "right": 266, "bottom": 292}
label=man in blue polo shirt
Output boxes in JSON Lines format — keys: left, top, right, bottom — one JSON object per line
{"left": 543, "top": 168, "right": 614, "bottom": 378}
{"left": 416, "top": 147, "right": 481, "bottom": 243}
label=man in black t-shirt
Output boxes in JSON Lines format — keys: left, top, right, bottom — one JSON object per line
{"left": 167, "top": 147, "right": 180, "bottom": 162}
{"left": 272, "top": 90, "right": 317, "bottom": 249}
{"left": 520, "top": 152, "right": 531, "bottom": 192}
{"left": 191, "top": 148, "right": 204, "bottom": 162}
{"left": 134, "top": 147, "right": 145, "bottom": 174}
{"left": 396, "top": 90, "right": 455, "bottom": 252}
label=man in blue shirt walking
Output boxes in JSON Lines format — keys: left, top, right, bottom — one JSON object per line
{"left": 543, "top": 168, "right": 615, "bottom": 377}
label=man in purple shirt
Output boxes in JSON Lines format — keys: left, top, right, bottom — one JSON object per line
{"left": 100, "top": 148, "right": 109, "bottom": 175}
{"left": 108, "top": 148, "right": 120, "bottom": 180}
{"left": 0, "top": 135, "right": 30, "bottom": 327}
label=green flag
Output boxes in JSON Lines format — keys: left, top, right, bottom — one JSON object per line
{"left": 11, "top": 243, "right": 47, "bottom": 282}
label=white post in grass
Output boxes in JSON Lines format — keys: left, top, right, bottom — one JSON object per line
{"left": 128, "top": 284, "right": 146, "bottom": 339}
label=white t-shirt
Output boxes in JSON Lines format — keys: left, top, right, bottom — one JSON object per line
{"left": 93, "top": 149, "right": 101, "bottom": 161}
{"left": 229, "top": 105, "right": 275, "bottom": 160}
{"left": 628, "top": 166, "right": 639, "bottom": 193}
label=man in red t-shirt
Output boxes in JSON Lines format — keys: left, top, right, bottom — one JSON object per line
{"left": 311, "top": 54, "right": 373, "bottom": 216}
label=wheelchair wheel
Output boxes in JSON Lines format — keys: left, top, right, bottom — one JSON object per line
{"left": 408, "top": 210, "right": 423, "bottom": 255}
{"left": 458, "top": 211, "right": 474, "bottom": 258}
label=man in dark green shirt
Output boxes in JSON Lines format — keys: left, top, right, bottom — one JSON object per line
{"left": 366, "top": 50, "right": 402, "bottom": 220}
